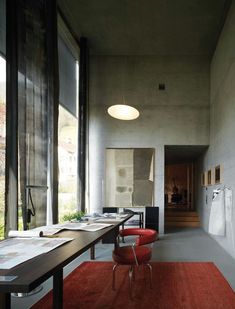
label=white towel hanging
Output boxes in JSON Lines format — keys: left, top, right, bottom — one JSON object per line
{"left": 208, "top": 189, "right": 225, "bottom": 236}
{"left": 225, "top": 187, "right": 233, "bottom": 222}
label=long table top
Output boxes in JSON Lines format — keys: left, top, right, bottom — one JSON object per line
{"left": 0, "top": 214, "right": 132, "bottom": 294}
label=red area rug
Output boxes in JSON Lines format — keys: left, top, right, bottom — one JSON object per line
{"left": 32, "top": 261, "right": 235, "bottom": 309}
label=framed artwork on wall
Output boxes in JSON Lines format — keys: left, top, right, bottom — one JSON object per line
{"left": 207, "top": 170, "right": 212, "bottom": 185}
{"left": 214, "top": 165, "right": 221, "bottom": 184}
{"left": 105, "top": 148, "right": 155, "bottom": 207}
{"left": 201, "top": 172, "right": 206, "bottom": 186}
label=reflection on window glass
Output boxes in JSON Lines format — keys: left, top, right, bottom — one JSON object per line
{"left": 58, "top": 32, "right": 79, "bottom": 221}
{"left": 58, "top": 105, "right": 78, "bottom": 221}
{"left": 0, "top": 56, "right": 6, "bottom": 239}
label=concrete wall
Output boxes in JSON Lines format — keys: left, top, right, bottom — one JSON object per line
{"left": 196, "top": 2, "right": 235, "bottom": 258}
{"left": 88, "top": 55, "right": 210, "bottom": 233}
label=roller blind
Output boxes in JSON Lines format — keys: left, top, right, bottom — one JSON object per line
{"left": 58, "top": 36, "right": 77, "bottom": 117}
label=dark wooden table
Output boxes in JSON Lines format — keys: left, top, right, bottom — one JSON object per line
{"left": 0, "top": 214, "right": 132, "bottom": 309}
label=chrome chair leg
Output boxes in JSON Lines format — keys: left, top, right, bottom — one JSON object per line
{"left": 129, "top": 266, "right": 134, "bottom": 299}
{"left": 146, "top": 263, "right": 153, "bottom": 288}
{"left": 112, "top": 264, "right": 118, "bottom": 290}
{"left": 132, "top": 265, "right": 135, "bottom": 281}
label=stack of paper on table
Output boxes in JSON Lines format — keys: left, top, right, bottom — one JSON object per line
{"left": 8, "top": 222, "right": 113, "bottom": 239}
{"left": 52, "top": 222, "right": 113, "bottom": 232}
{"left": 95, "top": 218, "right": 121, "bottom": 222}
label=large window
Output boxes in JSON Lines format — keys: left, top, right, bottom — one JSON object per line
{"left": 17, "top": 2, "right": 51, "bottom": 229}
{"left": 0, "top": 56, "right": 6, "bottom": 239}
{"left": 1, "top": 4, "right": 79, "bottom": 235}
{"left": 58, "top": 105, "right": 78, "bottom": 220}
{"left": 58, "top": 31, "right": 79, "bottom": 221}
{"left": 0, "top": 0, "right": 5, "bottom": 238}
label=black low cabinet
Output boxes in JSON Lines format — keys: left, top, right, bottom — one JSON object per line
{"left": 103, "top": 207, "right": 118, "bottom": 213}
{"left": 145, "top": 206, "right": 159, "bottom": 231}
{"left": 102, "top": 207, "right": 118, "bottom": 244}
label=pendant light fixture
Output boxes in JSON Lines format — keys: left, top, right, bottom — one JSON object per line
{"left": 107, "top": 97, "right": 140, "bottom": 120}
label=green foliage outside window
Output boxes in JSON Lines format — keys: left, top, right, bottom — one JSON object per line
{"left": 62, "top": 211, "right": 85, "bottom": 222}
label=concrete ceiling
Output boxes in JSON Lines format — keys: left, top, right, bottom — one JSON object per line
{"left": 58, "top": 0, "right": 231, "bottom": 56}
{"left": 165, "top": 146, "right": 208, "bottom": 164}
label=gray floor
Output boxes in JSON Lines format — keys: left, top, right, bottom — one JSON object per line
{"left": 11, "top": 227, "right": 235, "bottom": 308}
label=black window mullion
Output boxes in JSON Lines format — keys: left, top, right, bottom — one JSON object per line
{"left": 5, "top": 0, "right": 18, "bottom": 235}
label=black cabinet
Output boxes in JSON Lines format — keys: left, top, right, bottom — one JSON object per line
{"left": 145, "top": 206, "right": 159, "bottom": 231}
{"left": 103, "top": 207, "right": 118, "bottom": 213}
{"left": 102, "top": 207, "right": 118, "bottom": 244}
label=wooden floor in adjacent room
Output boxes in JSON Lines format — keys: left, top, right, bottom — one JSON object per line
{"left": 165, "top": 208, "right": 201, "bottom": 228}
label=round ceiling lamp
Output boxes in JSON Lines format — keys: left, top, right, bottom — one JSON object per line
{"left": 107, "top": 104, "right": 139, "bottom": 120}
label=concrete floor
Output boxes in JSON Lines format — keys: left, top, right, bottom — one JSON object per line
{"left": 11, "top": 227, "right": 235, "bottom": 308}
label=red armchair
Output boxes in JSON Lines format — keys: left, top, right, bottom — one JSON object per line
{"left": 112, "top": 228, "right": 158, "bottom": 294}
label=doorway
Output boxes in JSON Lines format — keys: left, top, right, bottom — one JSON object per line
{"left": 164, "top": 145, "right": 208, "bottom": 230}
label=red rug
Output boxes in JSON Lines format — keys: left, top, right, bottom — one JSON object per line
{"left": 32, "top": 261, "right": 235, "bottom": 309}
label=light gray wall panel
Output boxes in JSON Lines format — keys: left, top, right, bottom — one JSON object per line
{"left": 197, "top": 3, "right": 235, "bottom": 258}
{"left": 88, "top": 55, "right": 210, "bottom": 233}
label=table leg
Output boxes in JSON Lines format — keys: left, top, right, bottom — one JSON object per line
{"left": 90, "top": 245, "right": 95, "bottom": 260}
{"left": 141, "top": 213, "right": 144, "bottom": 228}
{"left": 114, "top": 227, "right": 119, "bottom": 249}
{"left": 0, "top": 293, "right": 11, "bottom": 309}
{"left": 53, "top": 268, "right": 63, "bottom": 309}
{"left": 121, "top": 224, "right": 125, "bottom": 243}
